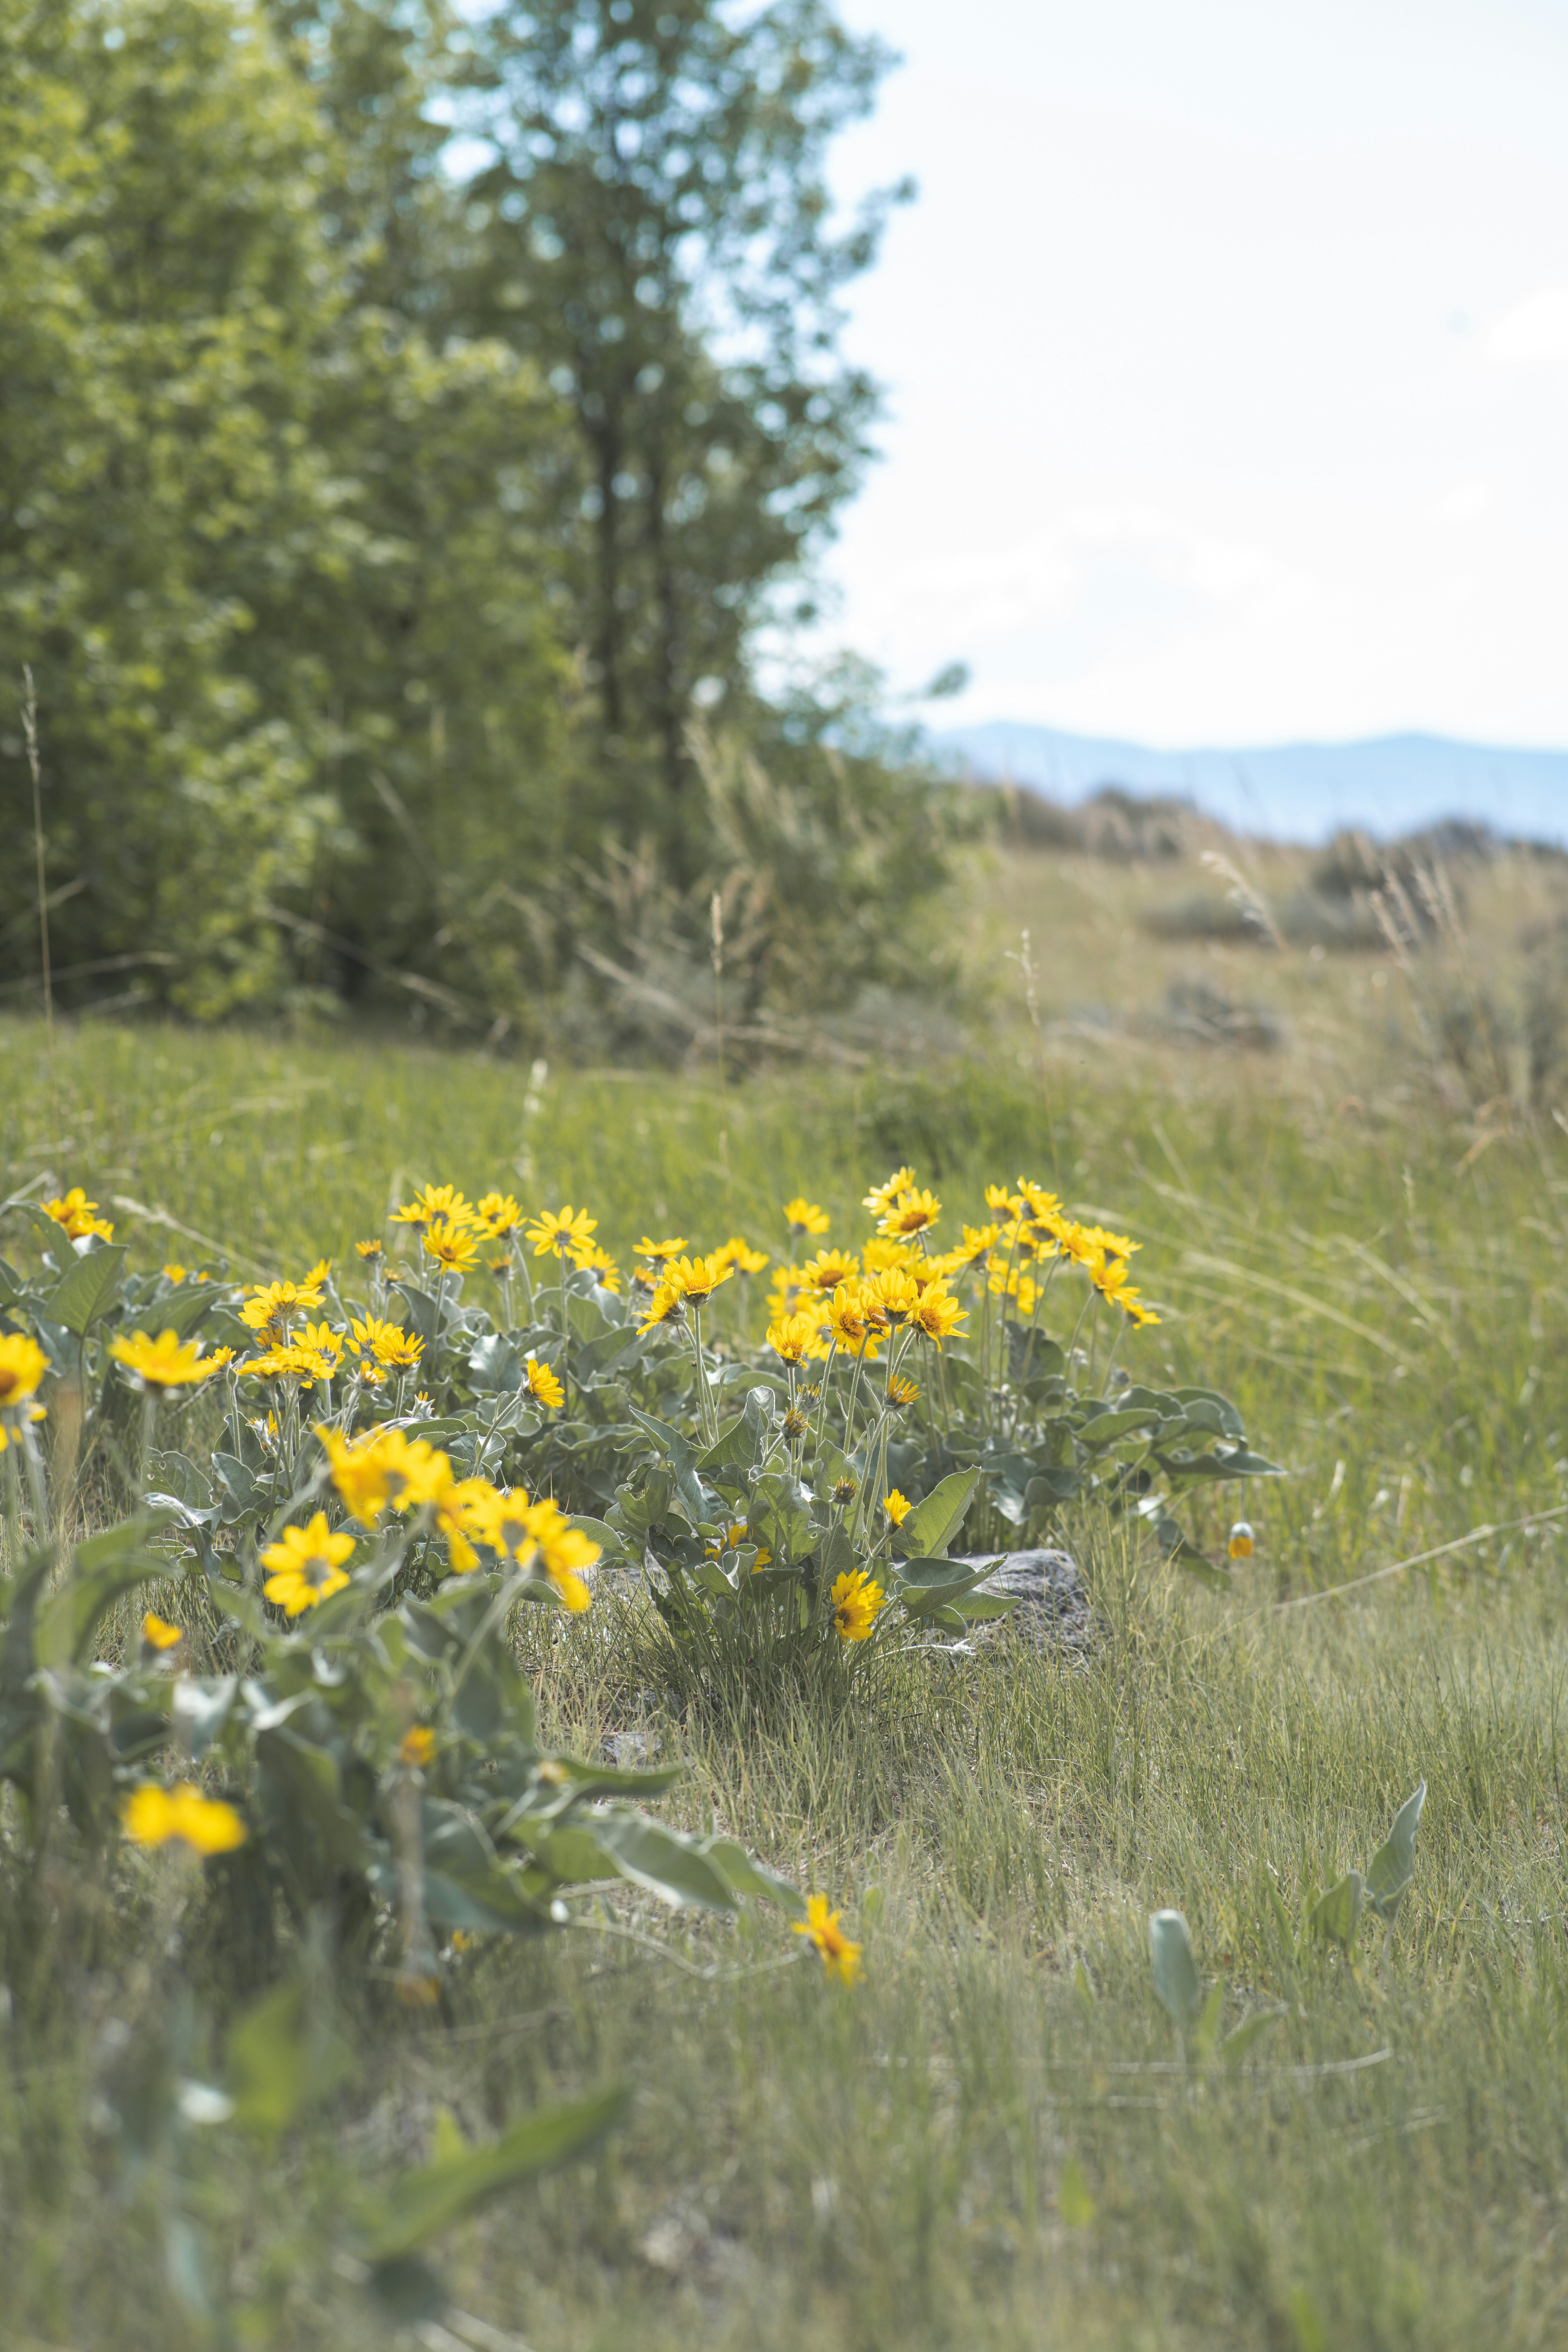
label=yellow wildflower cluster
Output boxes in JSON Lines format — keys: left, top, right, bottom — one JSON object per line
{"left": 309, "top": 1424, "right": 601, "bottom": 1608}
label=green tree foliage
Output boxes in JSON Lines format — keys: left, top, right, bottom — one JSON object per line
{"left": 0, "top": 0, "right": 965, "bottom": 1045}
{"left": 461, "top": 0, "right": 909, "bottom": 837}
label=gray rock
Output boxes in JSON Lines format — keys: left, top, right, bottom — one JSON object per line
{"left": 952, "top": 1547, "right": 1091, "bottom": 1650}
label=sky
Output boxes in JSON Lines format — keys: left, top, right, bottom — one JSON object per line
{"left": 811, "top": 0, "right": 1568, "bottom": 750}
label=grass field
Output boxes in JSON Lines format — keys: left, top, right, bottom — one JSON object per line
{"left": 4, "top": 834, "right": 1568, "bottom": 2350}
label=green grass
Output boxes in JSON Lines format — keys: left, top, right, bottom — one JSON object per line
{"left": 4, "top": 1008, "right": 1568, "bottom": 2349}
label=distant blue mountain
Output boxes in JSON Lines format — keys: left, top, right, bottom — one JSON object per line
{"left": 930, "top": 721, "right": 1568, "bottom": 847}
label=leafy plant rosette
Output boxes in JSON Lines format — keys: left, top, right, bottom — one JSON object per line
{"left": 0, "top": 1168, "right": 1281, "bottom": 1714}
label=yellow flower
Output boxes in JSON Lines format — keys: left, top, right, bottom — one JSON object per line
{"left": 862, "top": 1166, "right": 916, "bottom": 1216}
{"left": 207, "top": 1346, "right": 236, "bottom": 1372}
{"left": 298, "top": 1320, "right": 344, "bottom": 1374}
{"left": 705, "top": 1520, "right": 750, "bottom": 1558}
{"left": 877, "top": 1186, "right": 942, "bottom": 1238}
{"left": 635, "top": 1234, "right": 687, "bottom": 1263}
{"left": 783, "top": 1197, "right": 830, "bottom": 1238}
{"left": 1017, "top": 1177, "right": 1062, "bottom": 1220}
{"left": 424, "top": 1218, "right": 479, "bottom": 1274}
{"left": 832, "top": 1474, "right": 858, "bottom": 1507}
{"left": 860, "top": 1235, "right": 915, "bottom": 1276}
{"left": 955, "top": 1223, "right": 1000, "bottom": 1266}
{"left": 261, "top": 1512, "right": 355, "bottom": 1614}
{"left": 984, "top": 1183, "right": 1022, "bottom": 1218}
{"left": 824, "top": 1282, "right": 872, "bottom": 1350}
{"left": 883, "top": 1490, "right": 913, "bottom": 1528}
{"left": 524, "top": 1353, "right": 565, "bottom": 1408}
{"left": 1229, "top": 1521, "right": 1255, "bottom": 1560}
{"left": 668, "top": 1252, "right": 734, "bottom": 1307}
{"left": 908, "top": 1283, "right": 967, "bottom": 1346}
{"left": 767, "top": 1313, "right": 816, "bottom": 1365}
{"left": 348, "top": 1315, "right": 424, "bottom": 1372}
{"left": 885, "top": 1372, "right": 920, "bottom": 1409}
{"left": 1081, "top": 1222, "right": 1139, "bottom": 1263}
{"left": 801, "top": 1246, "right": 859, "bottom": 1294}
{"left": 1121, "top": 1292, "right": 1161, "bottom": 1328}
{"left": 391, "top": 1185, "right": 479, "bottom": 1232}
{"left": 715, "top": 1236, "right": 768, "bottom": 1275}
{"left": 141, "top": 1611, "right": 183, "bottom": 1651}
{"left": 239, "top": 1344, "right": 322, "bottom": 1385}
{"left": 400, "top": 1724, "right": 436, "bottom": 1767}
{"left": 45, "top": 1188, "right": 113, "bottom": 1242}
{"left": 829, "top": 1567, "right": 885, "bottom": 1642}
{"left": 314, "top": 1424, "right": 416, "bottom": 1521}
{"left": 240, "top": 1278, "right": 324, "bottom": 1336}
{"left": 355, "top": 1237, "right": 383, "bottom": 1260}
{"left": 162, "top": 1263, "right": 187, "bottom": 1285}
{"left": 467, "top": 1488, "right": 598, "bottom": 1610}
{"left": 110, "top": 1329, "right": 222, "bottom": 1390}
{"left": 121, "top": 1782, "right": 247, "bottom": 1857}
{"left": 0, "top": 1333, "right": 49, "bottom": 1412}
{"left": 477, "top": 1191, "right": 524, "bottom": 1238}
{"left": 793, "top": 1892, "right": 864, "bottom": 1985}
{"left": 528, "top": 1205, "right": 596, "bottom": 1258}
{"left": 867, "top": 1265, "right": 920, "bottom": 1326}
{"left": 570, "top": 1240, "right": 622, "bottom": 1293}
{"left": 638, "top": 1277, "right": 686, "bottom": 1334}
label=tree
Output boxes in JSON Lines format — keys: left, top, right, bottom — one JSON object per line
{"left": 461, "top": 0, "right": 909, "bottom": 832}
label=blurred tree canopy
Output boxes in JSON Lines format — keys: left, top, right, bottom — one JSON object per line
{"left": 0, "top": 0, "right": 968, "bottom": 1046}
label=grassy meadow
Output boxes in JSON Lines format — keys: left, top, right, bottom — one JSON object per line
{"left": 4, "top": 828, "right": 1568, "bottom": 2350}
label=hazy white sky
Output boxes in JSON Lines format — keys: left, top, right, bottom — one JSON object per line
{"left": 816, "top": 0, "right": 1568, "bottom": 746}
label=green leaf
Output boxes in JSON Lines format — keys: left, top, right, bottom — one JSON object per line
{"left": 47, "top": 1243, "right": 128, "bottom": 1337}
{"left": 1192, "top": 1979, "right": 1226, "bottom": 2062}
{"left": 1149, "top": 1908, "right": 1203, "bottom": 2025}
{"left": 697, "top": 1835, "right": 803, "bottom": 1917}
{"left": 1365, "top": 1779, "right": 1426, "bottom": 1921}
{"left": 893, "top": 1467, "right": 980, "bottom": 1559}
{"left": 34, "top": 1519, "right": 176, "bottom": 1669}
{"left": 227, "top": 1975, "right": 354, "bottom": 2141}
{"left": 1308, "top": 1871, "right": 1366, "bottom": 1950}
{"left": 355, "top": 2087, "right": 626, "bottom": 2265}
{"left": 586, "top": 1810, "right": 742, "bottom": 1911}
{"left": 893, "top": 1555, "right": 1003, "bottom": 1621}
{"left": 1075, "top": 1405, "right": 1161, "bottom": 1448}
{"left": 1220, "top": 2004, "right": 1288, "bottom": 2065}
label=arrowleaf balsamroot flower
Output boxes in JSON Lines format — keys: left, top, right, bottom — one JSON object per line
{"left": 1229, "top": 1521, "right": 1255, "bottom": 1560}
{"left": 867, "top": 1265, "right": 920, "bottom": 1326}
{"left": 638, "top": 1278, "right": 686, "bottom": 1333}
{"left": 800, "top": 1247, "right": 859, "bottom": 1294}
{"left": 122, "top": 1782, "right": 247, "bottom": 1856}
{"left": 783, "top": 1197, "right": 830, "bottom": 1238}
{"left": 45, "top": 1187, "right": 114, "bottom": 1241}
{"left": 635, "top": 1235, "right": 687, "bottom": 1263}
{"left": 766, "top": 1313, "right": 816, "bottom": 1365}
{"left": 477, "top": 1192, "right": 524, "bottom": 1238}
{"left": 466, "top": 1488, "right": 599, "bottom": 1609}
{"left": 400, "top": 1725, "right": 436, "bottom": 1767}
{"left": 355, "top": 1237, "right": 383, "bottom": 1260}
{"left": 348, "top": 1316, "right": 423, "bottom": 1371}
{"left": 571, "top": 1241, "right": 622, "bottom": 1292}
{"left": 877, "top": 1185, "right": 942, "bottom": 1238}
{"left": 524, "top": 1354, "right": 565, "bottom": 1408}
{"left": 109, "top": 1329, "right": 223, "bottom": 1390}
{"left": 0, "top": 1333, "right": 48, "bottom": 1414}
{"left": 240, "top": 1278, "right": 325, "bottom": 1337}
{"left": 528, "top": 1205, "right": 596, "bottom": 1257}
{"left": 862, "top": 1166, "right": 916, "bottom": 1215}
{"left": 908, "top": 1283, "right": 967, "bottom": 1346}
{"left": 883, "top": 1489, "right": 913, "bottom": 1527}
{"left": 261, "top": 1513, "right": 355, "bottom": 1614}
{"left": 424, "top": 1219, "right": 479, "bottom": 1274}
{"left": 716, "top": 1237, "right": 768, "bottom": 1275}
{"left": 391, "top": 1185, "right": 478, "bottom": 1232}
{"left": 793, "top": 1893, "right": 864, "bottom": 1985}
{"left": 142, "top": 1612, "right": 183, "bottom": 1651}
{"left": 885, "top": 1373, "right": 920, "bottom": 1408}
{"left": 828, "top": 1567, "right": 885, "bottom": 1643}
{"left": 668, "top": 1252, "right": 733, "bottom": 1307}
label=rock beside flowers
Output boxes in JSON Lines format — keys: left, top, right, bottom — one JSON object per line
{"left": 954, "top": 1548, "right": 1091, "bottom": 1651}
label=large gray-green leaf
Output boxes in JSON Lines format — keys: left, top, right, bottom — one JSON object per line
{"left": 586, "top": 1810, "right": 741, "bottom": 1911}
{"left": 47, "top": 1242, "right": 128, "bottom": 1337}
{"left": 354, "top": 2087, "right": 626, "bottom": 2264}
{"left": 1149, "top": 1908, "right": 1203, "bottom": 2025}
{"left": 893, "top": 1467, "right": 980, "bottom": 1559}
{"left": 1365, "top": 1780, "right": 1426, "bottom": 1921}
{"left": 1308, "top": 1871, "right": 1366, "bottom": 1950}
